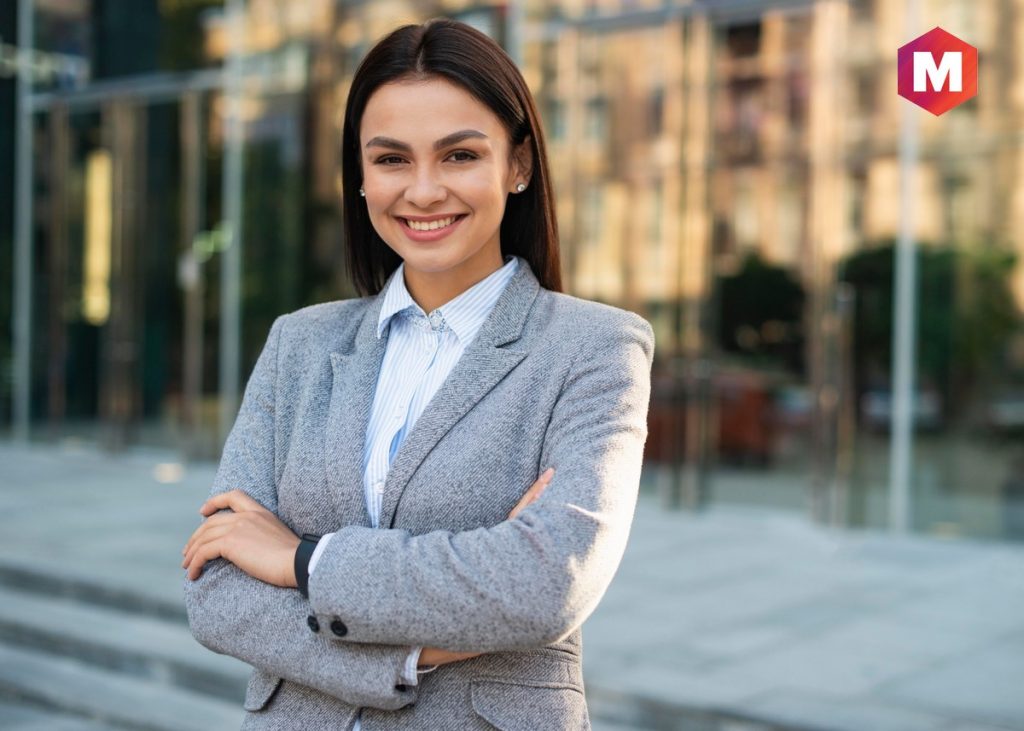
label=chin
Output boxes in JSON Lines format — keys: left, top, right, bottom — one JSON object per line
{"left": 393, "top": 246, "right": 460, "bottom": 269}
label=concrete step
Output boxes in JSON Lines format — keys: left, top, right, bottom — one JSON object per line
{"left": 0, "top": 558, "right": 184, "bottom": 624}
{"left": 0, "top": 584, "right": 248, "bottom": 703}
{"left": 0, "top": 559, "right": 780, "bottom": 731}
{"left": 0, "top": 560, "right": 248, "bottom": 729}
{"left": 0, "top": 699, "right": 126, "bottom": 730}
{"left": 585, "top": 685, "right": 784, "bottom": 731}
{"left": 0, "top": 644, "right": 244, "bottom": 731}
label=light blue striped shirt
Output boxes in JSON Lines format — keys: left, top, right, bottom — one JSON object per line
{"left": 307, "top": 254, "right": 520, "bottom": 720}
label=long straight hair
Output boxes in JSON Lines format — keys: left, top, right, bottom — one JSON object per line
{"left": 340, "top": 17, "right": 563, "bottom": 296}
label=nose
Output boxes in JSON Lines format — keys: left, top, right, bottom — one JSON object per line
{"left": 403, "top": 166, "right": 447, "bottom": 209}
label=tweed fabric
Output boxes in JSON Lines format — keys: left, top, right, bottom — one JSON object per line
{"left": 183, "top": 258, "right": 655, "bottom": 730}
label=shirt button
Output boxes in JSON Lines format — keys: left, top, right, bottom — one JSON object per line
{"left": 307, "top": 615, "right": 320, "bottom": 633}
{"left": 330, "top": 618, "right": 348, "bottom": 637}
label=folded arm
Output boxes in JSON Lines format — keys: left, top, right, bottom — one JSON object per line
{"left": 182, "top": 315, "right": 418, "bottom": 710}
{"left": 307, "top": 314, "right": 655, "bottom": 653}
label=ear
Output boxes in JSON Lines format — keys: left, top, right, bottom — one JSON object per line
{"left": 509, "top": 135, "right": 534, "bottom": 189}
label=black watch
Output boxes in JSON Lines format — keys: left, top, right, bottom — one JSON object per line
{"left": 294, "top": 533, "right": 322, "bottom": 598}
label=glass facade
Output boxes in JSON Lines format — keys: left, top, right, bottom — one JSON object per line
{"left": 3, "top": 0, "right": 1023, "bottom": 541}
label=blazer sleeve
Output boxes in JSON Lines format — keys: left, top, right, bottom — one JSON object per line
{"left": 182, "top": 315, "right": 418, "bottom": 711}
{"left": 306, "top": 312, "right": 655, "bottom": 652}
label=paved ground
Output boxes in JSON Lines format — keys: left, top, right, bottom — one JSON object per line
{"left": 1, "top": 440, "right": 1022, "bottom": 730}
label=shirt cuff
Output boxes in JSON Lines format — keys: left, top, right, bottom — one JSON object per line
{"left": 400, "top": 646, "right": 440, "bottom": 685}
{"left": 401, "top": 646, "right": 423, "bottom": 685}
{"left": 307, "top": 531, "right": 335, "bottom": 576}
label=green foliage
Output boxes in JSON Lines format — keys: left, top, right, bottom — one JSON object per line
{"left": 158, "top": 0, "right": 223, "bottom": 72}
{"left": 716, "top": 251, "right": 806, "bottom": 373}
{"left": 839, "top": 240, "right": 1021, "bottom": 402}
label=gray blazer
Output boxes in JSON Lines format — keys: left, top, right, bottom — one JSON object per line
{"left": 183, "top": 258, "right": 655, "bottom": 730}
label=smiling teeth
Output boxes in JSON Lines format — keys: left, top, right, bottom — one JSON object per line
{"left": 406, "top": 216, "right": 459, "bottom": 231}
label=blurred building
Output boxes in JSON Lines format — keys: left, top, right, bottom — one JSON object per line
{"left": 2, "top": 0, "right": 1023, "bottom": 540}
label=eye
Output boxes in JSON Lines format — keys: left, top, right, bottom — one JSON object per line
{"left": 372, "top": 150, "right": 479, "bottom": 166}
{"left": 448, "top": 150, "right": 478, "bottom": 162}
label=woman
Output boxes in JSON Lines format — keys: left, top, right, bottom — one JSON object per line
{"left": 181, "top": 17, "right": 654, "bottom": 730}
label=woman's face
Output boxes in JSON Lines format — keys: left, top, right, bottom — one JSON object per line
{"left": 359, "top": 76, "right": 531, "bottom": 306}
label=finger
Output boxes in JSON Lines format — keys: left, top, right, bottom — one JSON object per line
{"left": 184, "top": 536, "right": 226, "bottom": 580}
{"left": 182, "top": 525, "right": 205, "bottom": 557}
{"left": 200, "top": 489, "right": 261, "bottom": 516}
{"left": 510, "top": 471, "right": 552, "bottom": 520}
{"left": 526, "top": 467, "right": 556, "bottom": 498}
{"left": 199, "top": 490, "right": 244, "bottom": 515}
{"left": 182, "top": 512, "right": 231, "bottom": 556}
{"left": 182, "top": 524, "right": 231, "bottom": 568}
{"left": 184, "top": 540, "right": 206, "bottom": 580}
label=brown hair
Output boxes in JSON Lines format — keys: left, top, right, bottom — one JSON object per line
{"left": 340, "top": 17, "right": 563, "bottom": 296}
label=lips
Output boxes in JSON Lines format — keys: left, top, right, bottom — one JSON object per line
{"left": 397, "top": 213, "right": 468, "bottom": 242}
{"left": 399, "top": 214, "right": 467, "bottom": 229}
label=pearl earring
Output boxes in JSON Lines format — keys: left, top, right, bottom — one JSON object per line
{"left": 359, "top": 188, "right": 365, "bottom": 197}
{"left": 516, "top": 183, "right": 526, "bottom": 193}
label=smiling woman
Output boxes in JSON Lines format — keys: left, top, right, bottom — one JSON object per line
{"left": 357, "top": 76, "right": 532, "bottom": 311}
{"left": 181, "top": 16, "right": 654, "bottom": 731}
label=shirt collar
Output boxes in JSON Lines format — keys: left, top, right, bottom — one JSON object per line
{"left": 376, "top": 254, "right": 520, "bottom": 344}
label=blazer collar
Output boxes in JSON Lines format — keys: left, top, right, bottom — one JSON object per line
{"left": 324, "top": 257, "right": 542, "bottom": 529}
{"left": 366, "top": 255, "right": 534, "bottom": 350}
{"left": 375, "top": 255, "right": 520, "bottom": 346}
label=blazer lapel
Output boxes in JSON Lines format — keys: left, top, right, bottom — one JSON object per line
{"left": 378, "top": 260, "right": 541, "bottom": 529}
{"left": 323, "top": 288, "right": 390, "bottom": 528}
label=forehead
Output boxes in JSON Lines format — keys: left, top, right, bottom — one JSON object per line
{"left": 360, "top": 78, "right": 505, "bottom": 145}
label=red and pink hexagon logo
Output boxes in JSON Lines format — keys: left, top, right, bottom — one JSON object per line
{"left": 898, "top": 27, "right": 977, "bottom": 115}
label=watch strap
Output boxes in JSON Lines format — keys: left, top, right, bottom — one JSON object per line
{"left": 294, "top": 533, "right": 321, "bottom": 598}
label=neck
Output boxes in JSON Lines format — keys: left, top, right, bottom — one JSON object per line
{"left": 403, "top": 251, "right": 506, "bottom": 313}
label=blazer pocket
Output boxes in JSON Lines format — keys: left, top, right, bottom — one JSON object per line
{"left": 243, "top": 668, "right": 283, "bottom": 712}
{"left": 470, "top": 677, "right": 588, "bottom": 731}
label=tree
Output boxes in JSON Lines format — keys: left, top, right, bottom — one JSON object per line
{"left": 716, "top": 251, "right": 806, "bottom": 374}
{"left": 839, "top": 241, "right": 1020, "bottom": 422}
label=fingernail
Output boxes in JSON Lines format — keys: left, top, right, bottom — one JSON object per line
{"left": 543, "top": 467, "right": 555, "bottom": 479}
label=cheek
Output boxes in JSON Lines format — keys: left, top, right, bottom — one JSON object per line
{"left": 459, "top": 169, "right": 508, "bottom": 204}
{"left": 363, "top": 170, "right": 401, "bottom": 194}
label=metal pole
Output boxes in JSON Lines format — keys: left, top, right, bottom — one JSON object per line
{"left": 12, "top": 0, "right": 35, "bottom": 440}
{"left": 181, "top": 91, "right": 206, "bottom": 459}
{"left": 219, "top": 0, "right": 245, "bottom": 443}
{"left": 890, "top": 0, "right": 921, "bottom": 533}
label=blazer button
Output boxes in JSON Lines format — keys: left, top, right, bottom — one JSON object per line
{"left": 394, "top": 683, "right": 408, "bottom": 692}
{"left": 307, "top": 615, "right": 320, "bottom": 633}
{"left": 330, "top": 619, "right": 348, "bottom": 637}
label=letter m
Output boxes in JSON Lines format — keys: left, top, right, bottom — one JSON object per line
{"left": 913, "top": 51, "right": 962, "bottom": 93}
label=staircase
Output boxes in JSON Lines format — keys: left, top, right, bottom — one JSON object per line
{"left": 0, "top": 559, "right": 247, "bottom": 731}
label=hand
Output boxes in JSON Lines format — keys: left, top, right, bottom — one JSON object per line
{"left": 418, "top": 646, "right": 484, "bottom": 668}
{"left": 508, "top": 466, "right": 555, "bottom": 520}
{"left": 418, "top": 467, "right": 556, "bottom": 669}
{"left": 181, "top": 489, "right": 301, "bottom": 588}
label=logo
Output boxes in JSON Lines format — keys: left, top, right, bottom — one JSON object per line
{"left": 898, "top": 27, "right": 977, "bottom": 115}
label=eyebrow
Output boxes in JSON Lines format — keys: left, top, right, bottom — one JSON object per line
{"left": 364, "top": 129, "right": 489, "bottom": 153}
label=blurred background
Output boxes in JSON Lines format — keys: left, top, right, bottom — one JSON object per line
{"left": 1, "top": 1, "right": 1023, "bottom": 729}
{"left": 4, "top": 0, "right": 1024, "bottom": 540}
